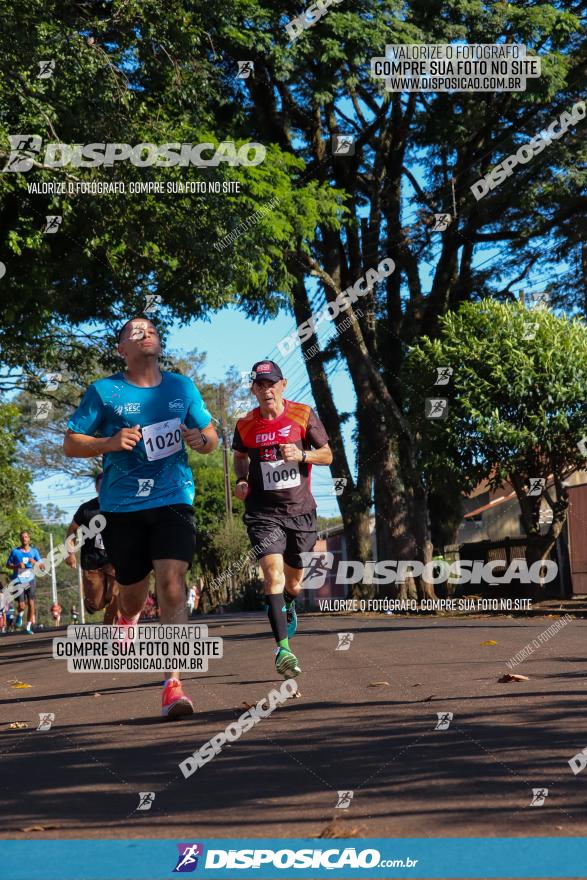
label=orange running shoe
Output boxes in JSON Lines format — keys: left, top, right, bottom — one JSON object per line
{"left": 161, "top": 679, "right": 194, "bottom": 720}
{"left": 113, "top": 614, "right": 139, "bottom": 655}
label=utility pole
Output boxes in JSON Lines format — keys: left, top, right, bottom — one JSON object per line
{"left": 77, "top": 562, "right": 86, "bottom": 624}
{"left": 218, "top": 384, "right": 233, "bottom": 519}
{"left": 48, "top": 532, "right": 58, "bottom": 605}
{"left": 217, "top": 384, "right": 235, "bottom": 603}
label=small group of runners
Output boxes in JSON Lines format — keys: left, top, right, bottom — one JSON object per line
{"left": 61, "top": 316, "right": 332, "bottom": 719}
{"left": 4, "top": 479, "right": 120, "bottom": 633}
{"left": 5, "top": 532, "right": 43, "bottom": 634}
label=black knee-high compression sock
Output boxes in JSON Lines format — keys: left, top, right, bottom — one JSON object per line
{"left": 266, "top": 594, "right": 289, "bottom": 648}
{"left": 283, "top": 588, "right": 296, "bottom": 606}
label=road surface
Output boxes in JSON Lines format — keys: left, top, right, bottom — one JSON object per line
{"left": 1, "top": 612, "right": 586, "bottom": 840}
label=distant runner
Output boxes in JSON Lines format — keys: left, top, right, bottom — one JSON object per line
{"left": 0, "top": 587, "right": 7, "bottom": 632}
{"left": 6, "top": 532, "right": 44, "bottom": 634}
{"left": 232, "top": 360, "right": 332, "bottom": 678}
{"left": 65, "top": 472, "right": 119, "bottom": 625}
{"left": 50, "top": 602, "right": 62, "bottom": 627}
{"left": 63, "top": 317, "right": 218, "bottom": 719}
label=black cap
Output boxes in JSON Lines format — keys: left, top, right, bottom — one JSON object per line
{"left": 251, "top": 360, "right": 284, "bottom": 383}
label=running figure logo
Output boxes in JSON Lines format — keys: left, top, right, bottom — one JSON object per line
{"left": 37, "top": 60, "right": 56, "bottom": 78}
{"left": 335, "top": 790, "right": 354, "bottom": 809}
{"left": 43, "top": 215, "right": 62, "bottom": 234}
{"left": 37, "top": 712, "right": 55, "bottom": 731}
{"left": 425, "top": 398, "right": 448, "bottom": 420}
{"left": 136, "top": 792, "right": 156, "bottom": 811}
{"left": 336, "top": 632, "right": 354, "bottom": 651}
{"left": 136, "top": 479, "right": 154, "bottom": 497}
{"left": 43, "top": 372, "right": 62, "bottom": 390}
{"left": 530, "top": 788, "right": 548, "bottom": 806}
{"left": 434, "top": 712, "right": 453, "bottom": 730}
{"left": 527, "top": 478, "right": 545, "bottom": 496}
{"left": 2, "top": 134, "right": 43, "bottom": 172}
{"left": 330, "top": 477, "right": 347, "bottom": 496}
{"left": 332, "top": 135, "right": 355, "bottom": 155}
{"left": 237, "top": 61, "right": 254, "bottom": 79}
{"left": 34, "top": 400, "right": 53, "bottom": 420}
{"left": 173, "top": 843, "right": 204, "bottom": 872}
{"left": 300, "top": 552, "right": 334, "bottom": 590}
{"left": 144, "top": 294, "right": 162, "bottom": 314}
{"left": 432, "top": 213, "right": 452, "bottom": 231}
{"left": 434, "top": 367, "right": 453, "bottom": 386}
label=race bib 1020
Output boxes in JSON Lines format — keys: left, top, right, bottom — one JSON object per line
{"left": 142, "top": 418, "right": 182, "bottom": 462}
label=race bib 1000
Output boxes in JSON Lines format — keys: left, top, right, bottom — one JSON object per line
{"left": 260, "top": 459, "right": 301, "bottom": 491}
{"left": 142, "top": 418, "right": 182, "bottom": 462}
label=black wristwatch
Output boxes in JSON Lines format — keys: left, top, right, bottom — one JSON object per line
{"left": 301, "top": 449, "right": 307, "bottom": 463}
{"left": 200, "top": 433, "right": 208, "bottom": 447}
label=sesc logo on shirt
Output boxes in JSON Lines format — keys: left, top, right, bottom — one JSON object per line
{"left": 114, "top": 402, "right": 141, "bottom": 416}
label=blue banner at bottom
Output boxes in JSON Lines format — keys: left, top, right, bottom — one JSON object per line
{"left": 0, "top": 838, "right": 579, "bottom": 879}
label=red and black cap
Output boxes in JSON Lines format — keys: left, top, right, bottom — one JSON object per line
{"left": 251, "top": 360, "right": 284, "bottom": 383}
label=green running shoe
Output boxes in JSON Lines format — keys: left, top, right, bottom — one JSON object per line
{"left": 275, "top": 647, "right": 301, "bottom": 679}
{"left": 285, "top": 601, "right": 297, "bottom": 639}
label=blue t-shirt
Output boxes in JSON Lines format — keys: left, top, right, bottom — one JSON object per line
{"left": 67, "top": 371, "right": 212, "bottom": 512}
{"left": 7, "top": 547, "right": 41, "bottom": 582}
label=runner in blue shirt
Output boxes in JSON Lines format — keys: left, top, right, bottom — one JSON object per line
{"left": 63, "top": 317, "right": 218, "bottom": 719}
{"left": 6, "top": 532, "right": 42, "bottom": 634}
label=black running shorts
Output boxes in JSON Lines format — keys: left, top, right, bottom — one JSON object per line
{"left": 244, "top": 511, "right": 318, "bottom": 569}
{"left": 18, "top": 580, "right": 36, "bottom": 601}
{"left": 101, "top": 504, "right": 197, "bottom": 586}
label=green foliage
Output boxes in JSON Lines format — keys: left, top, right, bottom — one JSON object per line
{"left": 0, "top": 402, "right": 37, "bottom": 564}
{"left": 0, "top": 0, "right": 342, "bottom": 376}
{"left": 1, "top": 0, "right": 585, "bottom": 561}
{"left": 189, "top": 448, "right": 249, "bottom": 577}
{"left": 405, "top": 300, "right": 587, "bottom": 494}
{"left": 317, "top": 515, "right": 344, "bottom": 531}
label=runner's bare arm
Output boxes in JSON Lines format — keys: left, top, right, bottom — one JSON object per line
{"left": 279, "top": 443, "right": 333, "bottom": 465}
{"left": 63, "top": 426, "right": 142, "bottom": 457}
{"left": 234, "top": 449, "right": 250, "bottom": 480}
{"left": 65, "top": 520, "right": 79, "bottom": 567}
{"left": 180, "top": 421, "right": 218, "bottom": 454}
{"left": 233, "top": 450, "right": 250, "bottom": 500}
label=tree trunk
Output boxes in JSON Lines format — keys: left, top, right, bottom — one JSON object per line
{"left": 290, "top": 274, "right": 373, "bottom": 598}
{"left": 371, "top": 426, "right": 436, "bottom": 601}
{"left": 525, "top": 516, "right": 566, "bottom": 602}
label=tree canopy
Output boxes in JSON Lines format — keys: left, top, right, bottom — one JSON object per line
{"left": 1, "top": 0, "right": 585, "bottom": 592}
{"left": 405, "top": 299, "right": 587, "bottom": 561}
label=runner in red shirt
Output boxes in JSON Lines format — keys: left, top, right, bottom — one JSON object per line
{"left": 232, "top": 360, "right": 333, "bottom": 678}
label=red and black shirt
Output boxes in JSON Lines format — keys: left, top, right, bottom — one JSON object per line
{"left": 232, "top": 400, "right": 329, "bottom": 517}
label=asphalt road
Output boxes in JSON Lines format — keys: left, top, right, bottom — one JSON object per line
{"left": 1, "top": 612, "right": 586, "bottom": 841}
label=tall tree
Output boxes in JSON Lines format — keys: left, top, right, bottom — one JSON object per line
{"left": 405, "top": 300, "right": 587, "bottom": 595}
{"left": 1, "top": 1, "right": 585, "bottom": 595}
